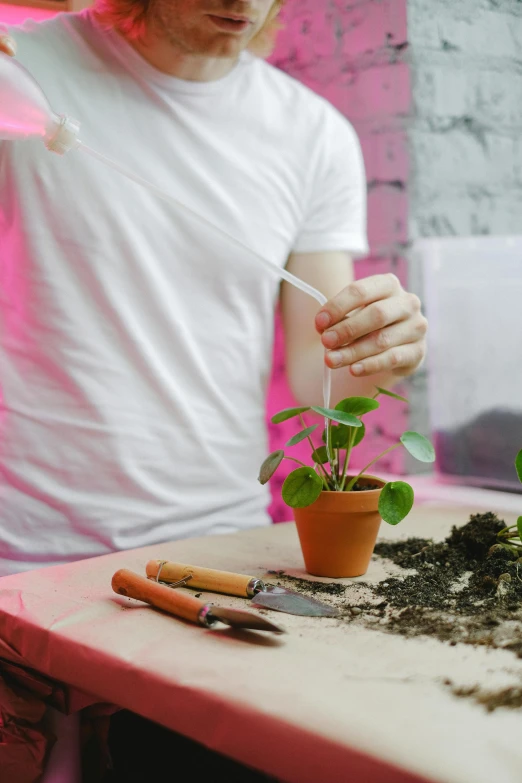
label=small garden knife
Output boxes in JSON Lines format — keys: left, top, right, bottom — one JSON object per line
{"left": 145, "top": 560, "right": 339, "bottom": 617}
{"left": 112, "top": 569, "right": 285, "bottom": 633}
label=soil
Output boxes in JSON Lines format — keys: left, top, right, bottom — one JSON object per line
{"left": 267, "top": 570, "right": 346, "bottom": 596}
{"left": 367, "top": 512, "right": 522, "bottom": 660}
{"left": 270, "top": 512, "right": 522, "bottom": 711}
{"left": 444, "top": 681, "right": 522, "bottom": 713}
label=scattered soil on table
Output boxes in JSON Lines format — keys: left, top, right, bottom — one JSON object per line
{"left": 271, "top": 512, "right": 522, "bottom": 660}
{"left": 445, "top": 680, "right": 522, "bottom": 713}
{"left": 365, "top": 512, "right": 522, "bottom": 659}
{"left": 267, "top": 570, "right": 345, "bottom": 596}
{"left": 268, "top": 512, "right": 522, "bottom": 712}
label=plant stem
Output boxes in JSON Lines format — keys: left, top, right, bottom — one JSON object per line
{"left": 497, "top": 525, "right": 522, "bottom": 549}
{"left": 283, "top": 455, "right": 331, "bottom": 490}
{"left": 313, "top": 463, "right": 330, "bottom": 491}
{"left": 299, "top": 414, "right": 330, "bottom": 483}
{"left": 501, "top": 541, "right": 522, "bottom": 549}
{"left": 339, "top": 427, "right": 357, "bottom": 492}
{"left": 324, "top": 417, "right": 340, "bottom": 491}
{"left": 344, "top": 443, "right": 402, "bottom": 492}
{"left": 282, "top": 456, "right": 307, "bottom": 467}
{"left": 498, "top": 525, "right": 518, "bottom": 536}
{"left": 339, "top": 449, "right": 349, "bottom": 489}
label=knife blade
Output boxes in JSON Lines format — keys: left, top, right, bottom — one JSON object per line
{"left": 145, "top": 560, "right": 339, "bottom": 617}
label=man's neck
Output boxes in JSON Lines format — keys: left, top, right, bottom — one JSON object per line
{"left": 125, "top": 30, "right": 237, "bottom": 82}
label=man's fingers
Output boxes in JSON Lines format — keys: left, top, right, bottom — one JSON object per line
{"left": 343, "top": 342, "right": 426, "bottom": 377}
{"left": 0, "top": 28, "right": 17, "bottom": 56}
{"left": 315, "top": 273, "right": 402, "bottom": 331}
{"left": 324, "top": 317, "right": 427, "bottom": 369}
{"left": 320, "top": 297, "right": 414, "bottom": 350}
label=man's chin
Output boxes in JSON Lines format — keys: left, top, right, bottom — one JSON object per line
{"left": 200, "top": 38, "right": 249, "bottom": 59}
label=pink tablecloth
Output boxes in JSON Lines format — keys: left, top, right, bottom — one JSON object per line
{"left": 0, "top": 503, "right": 521, "bottom": 783}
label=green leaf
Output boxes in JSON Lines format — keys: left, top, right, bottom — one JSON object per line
{"left": 378, "top": 481, "right": 414, "bottom": 525}
{"left": 286, "top": 424, "right": 318, "bottom": 447}
{"left": 312, "top": 446, "right": 329, "bottom": 464}
{"left": 271, "top": 406, "right": 310, "bottom": 424}
{"left": 517, "top": 516, "right": 522, "bottom": 543}
{"left": 375, "top": 387, "right": 409, "bottom": 403}
{"left": 311, "top": 406, "right": 362, "bottom": 427}
{"left": 335, "top": 396, "right": 380, "bottom": 416}
{"left": 515, "top": 450, "right": 522, "bottom": 484}
{"left": 352, "top": 420, "right": 366, "bottom": 447}
{"left": 258, "top": 450, "right": 284, "bottom": 485}
{"left": 282, "top": 467, "right": 323, "bottom": 508}
{"left": 322, "top": 424, "right": 349, "bottom": 449}
{"left": 322, "top": 420, "right": 366, "bottom": 450}
{"left": 400, "top": 431, "right": 436, "bottom": 463}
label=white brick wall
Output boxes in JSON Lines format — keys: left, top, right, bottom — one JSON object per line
{"left": 410, "top": 4, "right": 522, "bottom": 59}
{"left": 408, "top": 0, "right": 522, "bottom": 240}
{"left": 406, "top": 0, "right": 522, "bottom": 470}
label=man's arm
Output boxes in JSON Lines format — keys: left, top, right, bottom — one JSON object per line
{"left": 281, "top": 251, "right": 428, "bottom": 407}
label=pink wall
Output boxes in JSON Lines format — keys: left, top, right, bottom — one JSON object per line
{"left": 0, "top": 1, "right": 411, "bottom": 522}
{"left": 266, "top": 0, "right": 411, "bottom": 521}
{"left": 0, "top": 3, "right": 56, "bottom": 23}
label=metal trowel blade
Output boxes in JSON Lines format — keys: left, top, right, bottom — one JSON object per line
{"left": 252, "top": 587, "right": 339, "bottom": 617}
{"left": 210, "top": 606, "right": 285, "bottom": 633}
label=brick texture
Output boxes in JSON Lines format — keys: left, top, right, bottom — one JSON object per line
{"left": 408, "top": 0, "right": 522, "bottom": 238}
{"left": 406, "top": 0, "right": 522, "bottom": 467}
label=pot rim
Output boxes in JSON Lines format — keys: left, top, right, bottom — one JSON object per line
{"left": 318, "top": 474, "right": 386, "bottom": 495}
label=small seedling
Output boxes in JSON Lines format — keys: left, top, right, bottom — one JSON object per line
{"left": 259, "top": 387, "right": 436, "bottom": 525}
{"left": 495, "top": 449, "right": 522, "bottom": 556}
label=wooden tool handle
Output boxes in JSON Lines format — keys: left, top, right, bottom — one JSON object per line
{"left": 112, "top": 569, "right": 206, "bottom": 625}
{"left": 145, "top": 560, "right": 254, "bottom": 597}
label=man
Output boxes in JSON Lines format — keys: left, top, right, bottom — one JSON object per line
{"left": 0, "top": 2, "right": 426, "bottom": 778}
{"left": 0, "top": 1, "right": 426, "bottom": 580}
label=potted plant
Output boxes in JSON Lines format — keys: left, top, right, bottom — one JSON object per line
{"left": 259, "top": 387, "right": 436, "bottom": 578}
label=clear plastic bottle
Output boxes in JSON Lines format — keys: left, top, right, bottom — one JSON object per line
{"left": 0, "top": 51, "right": 79, "bottom": 151}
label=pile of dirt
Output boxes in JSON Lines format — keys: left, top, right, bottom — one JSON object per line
{"left": 270, "top": 513, "right": 522, "bottom": 711}
{"left": 364, "top": 512, "right": 522, "bottom": 658}
{"left": 275, "top": 511, "right": 522, "bottom": 662}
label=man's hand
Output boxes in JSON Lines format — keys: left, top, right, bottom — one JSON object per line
{"left": 0, "top": 27, "right": 17, "bottom": 56}
{"left": 315, "top": 273, "right": 427, "bottom": 378}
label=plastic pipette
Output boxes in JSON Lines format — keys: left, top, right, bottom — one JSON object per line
{"left": 0, "top": 52, "right": 337, "bottom": 479}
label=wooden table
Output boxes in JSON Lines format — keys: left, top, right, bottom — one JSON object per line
{"left": 0, "top": 501, "right": 521, "bottom": 783}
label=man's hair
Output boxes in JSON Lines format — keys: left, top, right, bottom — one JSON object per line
{"left": 93, "top": 0, "right": 284, "bottom": 57}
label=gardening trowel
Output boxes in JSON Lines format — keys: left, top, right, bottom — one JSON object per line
{"left": 145, "top": 560, "right": 339, "bottom": 618}
{"left": 112, "top": 569, "right": 285, "bottom": 633}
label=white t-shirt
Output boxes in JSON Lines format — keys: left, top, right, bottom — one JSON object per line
{"left": 0, "top": 11, "right": 368, "bottom": 574}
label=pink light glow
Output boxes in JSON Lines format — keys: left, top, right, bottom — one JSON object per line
{"left": 0, "top": 1, "right": 410, "bottom": 523}
{"left": 0, "top": 3, "right": 57, "bottom": 24}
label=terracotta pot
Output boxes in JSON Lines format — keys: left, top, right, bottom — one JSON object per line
{"left": 293, "top": 475, "right": 385, "bottom": 578}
